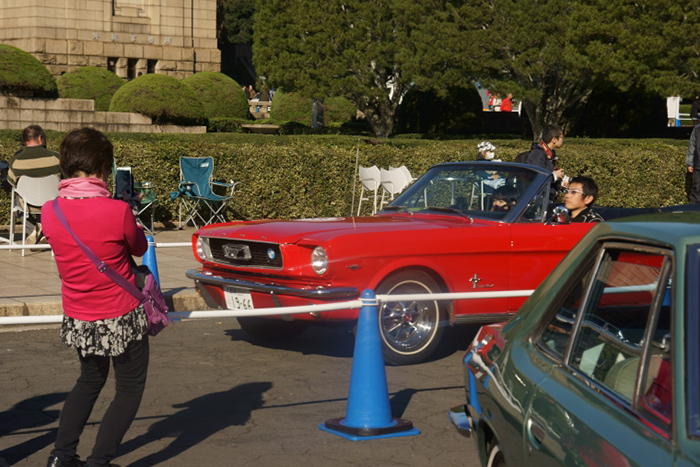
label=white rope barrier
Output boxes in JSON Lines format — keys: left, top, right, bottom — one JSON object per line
{"left": 0, "top": 290, "right": 535, "bottom": 325}
{"left": 0, "top": 241, "right": 190, "bottom": 251}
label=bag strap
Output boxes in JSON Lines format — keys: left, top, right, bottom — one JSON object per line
{"left": 50, "top": 198, "right": 145, "bottom": 302}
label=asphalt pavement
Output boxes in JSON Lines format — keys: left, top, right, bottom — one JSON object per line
{"left": 0, "top": 224, "right": 482, "bottom": 466}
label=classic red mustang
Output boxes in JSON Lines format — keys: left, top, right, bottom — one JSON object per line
{"left": 187, "top": 162, "right": 602, "bottom": 365}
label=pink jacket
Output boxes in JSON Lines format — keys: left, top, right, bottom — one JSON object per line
{"left": 42, "top": 197, "right": 148, "bottom": 321}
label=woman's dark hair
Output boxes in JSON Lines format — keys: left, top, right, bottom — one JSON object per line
{"left": 59, "top": 127, "right": 113, "bottom": 179}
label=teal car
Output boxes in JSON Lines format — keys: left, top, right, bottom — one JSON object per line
{"left": 449, "top": 212, "right": 700, "bottom": 466}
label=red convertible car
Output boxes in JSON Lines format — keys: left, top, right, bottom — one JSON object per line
{"left": 187, "top": 162, "right": 605, "bottom": 365}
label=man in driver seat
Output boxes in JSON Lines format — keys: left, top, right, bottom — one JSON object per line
{"left": 564, "top": 176, "right": 603, "bottom": 222}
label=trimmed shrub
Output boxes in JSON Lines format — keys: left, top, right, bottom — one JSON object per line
{"left": 57, "top": 66, "right": 124, "bottom": 111}
{"left": 183, "top": 72, "right": 250, "bottom": 119}
{"left": 109, "top": 73, "right": 206, "bottom": 125}
{"left": 0, "top": 44, "right": 57, "bottom": 97}
{"left": 270, "top": 91, "right": 312, "bottom": 125}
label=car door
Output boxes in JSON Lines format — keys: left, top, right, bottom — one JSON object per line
{"left": 523, "top": 242, "right": 675, "bottom": 466}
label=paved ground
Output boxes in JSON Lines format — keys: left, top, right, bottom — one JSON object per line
{"left": 0, "top": 224, "right": 483, "bottom": 466}
{"left": 0, "top": 225, "right": 206, "bottom": 319}
{"left": 0, "top": 318, "right": 481, "bottom": 466}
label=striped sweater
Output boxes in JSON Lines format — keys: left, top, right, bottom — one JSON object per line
{"left": 8, "top": 145, "right": 61, "bottom": 187}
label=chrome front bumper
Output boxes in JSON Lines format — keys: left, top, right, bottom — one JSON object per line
{"left": 186, "top": 269, "right": 360, "bottom": 299}
{"left": 448, "top": 404, "right": 474, "bottom": 437}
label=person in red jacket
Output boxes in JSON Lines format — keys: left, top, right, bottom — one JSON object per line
{"left": 501, "top": 93, "right": 513, "bottom": 112}
{"left": 43, "top": 128, "right": 149, "bottom": 467}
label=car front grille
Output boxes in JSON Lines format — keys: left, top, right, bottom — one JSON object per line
{"left": 207, "top": 238, "right": 283, "bottom": 269}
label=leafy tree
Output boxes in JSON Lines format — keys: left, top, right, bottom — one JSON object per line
{"left": 217, "top": 0, "right": 256, "bottom": 44}
{"left": 458, "top": 0, "right": 700, "bottom": 140}
{"left": 253, "top": 0, "right": 467, "bottom": 138}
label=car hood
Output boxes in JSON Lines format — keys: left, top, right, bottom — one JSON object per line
{"left": 197, "top": 214, "right": 494, "bottom": 245}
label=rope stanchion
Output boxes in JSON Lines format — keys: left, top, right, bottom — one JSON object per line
{"left": 319, "top": 289, "right": 420, "bottom": 440}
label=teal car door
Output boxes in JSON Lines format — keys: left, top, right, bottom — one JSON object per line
{"left": 523, "top": 243, "right": 675, "bottom": 466}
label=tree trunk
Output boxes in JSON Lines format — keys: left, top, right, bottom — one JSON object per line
{"left": 357, "top": 96, "right": 399, "bottom": 139}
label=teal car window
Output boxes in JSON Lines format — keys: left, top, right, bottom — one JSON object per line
{"left": 570, "top": 249, "right": 667, "bottom": 402}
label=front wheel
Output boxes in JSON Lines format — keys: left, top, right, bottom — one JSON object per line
{"left": 376, "top": 270, "right": 445, "bottom": 365}
{"left": 486, "top": 440, "right": 506, "bottom": 467}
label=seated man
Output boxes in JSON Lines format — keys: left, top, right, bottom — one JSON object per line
{"left": 8, "top": 125, "right": 61, "bottom": 244}
{"left": 490, "top": 185, "right": 518, "bottom": 212}
{"left": 564, "top": 176, "right": 603, "bottom": 222}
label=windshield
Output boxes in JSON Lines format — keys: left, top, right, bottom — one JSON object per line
{"left": 386, "top": 164, "right": 540, "bottom": 220}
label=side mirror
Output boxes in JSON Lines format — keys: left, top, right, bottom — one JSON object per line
{"left": 547, "top": 205, "right": 570, "bottom": 224}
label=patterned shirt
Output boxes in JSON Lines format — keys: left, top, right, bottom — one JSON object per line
{"left": 571, "top": 206, "right": 604, "bottom": 223}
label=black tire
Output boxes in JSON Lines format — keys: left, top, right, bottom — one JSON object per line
{"left": 237, "top": 317, "right": 309, "bottom": 342}
{"left": 376, "top": 270, "right": 445, "bottom": 365}
{"left": 486, "top": 440, "right": 506, "bottom": 467}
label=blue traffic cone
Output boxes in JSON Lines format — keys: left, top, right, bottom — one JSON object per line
{"left": 319, "top": 289, "right": 420, "bottom": 441}
{"left": 142, "top": 235, "right": 160, "bottom": 286}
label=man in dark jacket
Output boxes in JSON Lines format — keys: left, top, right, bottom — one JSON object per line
{"left": 686, "top": 122, "right": 700, "bottom": 203}
{"left": 526, "top": 123, "right": 568, "bottom": 200}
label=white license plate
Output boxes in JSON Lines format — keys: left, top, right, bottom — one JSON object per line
{"left": 224, "top": 287, "right": 254, "bottom": 310}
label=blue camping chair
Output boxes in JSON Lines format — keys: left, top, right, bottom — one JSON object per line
{"left": 170, "top": 156, "right": 241, "bottom": 229}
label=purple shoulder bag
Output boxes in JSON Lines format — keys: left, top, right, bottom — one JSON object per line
{"left": 51, "top": 198, "right": 169, "bottom": 336}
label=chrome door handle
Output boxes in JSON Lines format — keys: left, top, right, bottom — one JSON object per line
{"left": 527, "top": 418, "right": 546, "bottom": 445}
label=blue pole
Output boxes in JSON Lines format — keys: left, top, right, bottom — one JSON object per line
{"left": 142, "top": 235, "right": 160, "bottom": 286}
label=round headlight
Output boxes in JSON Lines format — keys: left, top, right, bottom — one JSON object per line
{"left": 311, "top": 247, "right": 328, "bottom": 275}
{"left": 195, "top": 236, "right": 207, "bottom": 261}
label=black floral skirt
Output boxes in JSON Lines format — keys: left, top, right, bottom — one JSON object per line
{"left": 61, "top": 304, "right": 148, "bottom": 357}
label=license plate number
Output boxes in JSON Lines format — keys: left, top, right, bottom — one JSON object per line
{"left": 224, "top": 287, "right": 254, "bottom": 310}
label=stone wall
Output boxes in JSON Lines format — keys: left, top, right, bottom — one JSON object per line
{"left": 0, "top": 0, "right": 220, "bottom": 79}
{"left": 0, "top": 96, "right": 205, "bottom": 134}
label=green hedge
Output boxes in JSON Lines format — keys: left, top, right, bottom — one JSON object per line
{"left": 0, "top": 131, "right": 691, "bottom": 225}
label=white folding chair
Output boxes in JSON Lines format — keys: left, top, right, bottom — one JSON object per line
{"left": 379, "top": 167, "right": 410, "bottom": 209}
{"left": 10, "top": 175, "right": 59, "bottom": 256}
{"left": 357, "top": 165, "right": 381, "bottom": 216}
{"left": 390, "top": 165, "right": 415, "bottom": 185}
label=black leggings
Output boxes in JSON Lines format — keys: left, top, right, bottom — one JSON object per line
{"left": 52, "top": 336, "right": 149, "bottom": 466}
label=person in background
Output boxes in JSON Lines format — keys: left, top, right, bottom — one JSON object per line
{"left": 564, "top": 176, "right": 603, "bottom": 222}
{"left": 8, "top": 125, "right": 61, "bottom": 245}
{"left": 526, "top": 123, "right": 569, "bottom": 200}
{"left": 43, "top": 128, "right": 149, "bottom": 467}
{"left": 501, "top": 93, "right": 513, "bottom": 113}
{"left": 686, "top": 120, "right": 700, "bottom": 203}
{"left": 476, "top": 141, "right": 497, "bottom": 161}
{"left": 691, "top": 95, "right": 700, "bottom": 122}
{"left": 490, "top": 185, "right": 518, "bottom": 212}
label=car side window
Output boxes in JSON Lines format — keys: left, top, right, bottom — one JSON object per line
{"left": 540, "top": 272, "right": 592, "bottom": 358}
{"left": 638, "top": 299, "right": 672, "bottom": 426}
{"left": 569, "top": 249, "right": 667, "bottom": 402}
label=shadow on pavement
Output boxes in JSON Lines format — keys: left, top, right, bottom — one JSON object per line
{"left": 119, "top": 381, "right": 271, "bottom": 467}
{"left": 0, "top": 392, "right": 67, "bottom": 465}
{"left": 225, "top": 325, "right": 356, "bottom": 359}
